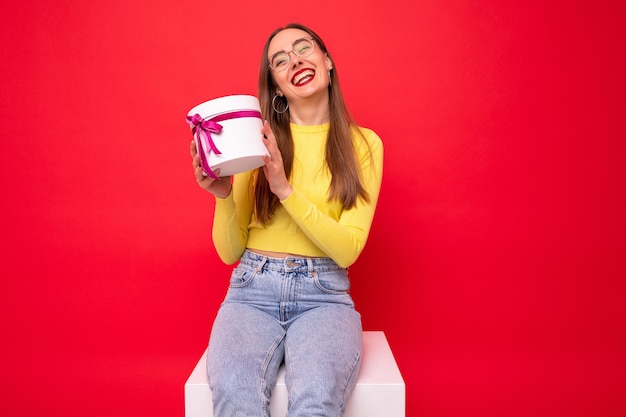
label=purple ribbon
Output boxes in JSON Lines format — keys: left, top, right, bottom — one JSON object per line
{"left": 186, "top": 110, "right": 262, "bottom": 178}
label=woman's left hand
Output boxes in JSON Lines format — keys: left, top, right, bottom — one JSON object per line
{"left": 261, "top": 120, "right": 293, "bottom": 200}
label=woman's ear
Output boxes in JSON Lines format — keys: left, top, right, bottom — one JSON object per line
{"left": 325, "top": 54, "right": 333, "bottom": 71}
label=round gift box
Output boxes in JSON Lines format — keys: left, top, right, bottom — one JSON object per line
{"left": 187, "top": 95, "right": 268, "bottom": 177}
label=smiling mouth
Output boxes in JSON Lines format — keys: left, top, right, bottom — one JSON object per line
{"left": 292, "top": 69, "right": 315, "bottom": 86}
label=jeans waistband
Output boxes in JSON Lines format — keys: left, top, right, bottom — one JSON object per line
{"left": 239, "top": 250, "right": 344, "bottom": 273}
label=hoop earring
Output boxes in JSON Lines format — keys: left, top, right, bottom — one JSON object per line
{"left": 272, "top": 94, "right": 289, "bottom": 114}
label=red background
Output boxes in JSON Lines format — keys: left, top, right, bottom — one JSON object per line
{"left": 1, "top": 0, "right": 625, "bottom": 416}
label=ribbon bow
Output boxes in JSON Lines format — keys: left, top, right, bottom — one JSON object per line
{"left": 186, "top": 113, "right": 223, "bottom": 179}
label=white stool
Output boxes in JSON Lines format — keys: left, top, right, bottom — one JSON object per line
{"left": 184, "top": 331, "right": 405, "bottom": 416}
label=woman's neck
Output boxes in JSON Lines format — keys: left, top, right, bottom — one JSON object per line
{"left": 288, "top": 94, "right": 330, "bottom": 126}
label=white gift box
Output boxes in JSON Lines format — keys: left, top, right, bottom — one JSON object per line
{"left": 187, "top": 95, "right": 269, "bottom": 177}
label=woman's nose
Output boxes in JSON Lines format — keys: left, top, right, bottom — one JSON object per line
{"left": 286, "top": 51, "right": 303, "bottom": 68}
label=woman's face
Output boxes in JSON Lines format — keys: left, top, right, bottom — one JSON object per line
{"left": 267, "top": 28, "right": 333, "bottom": 103}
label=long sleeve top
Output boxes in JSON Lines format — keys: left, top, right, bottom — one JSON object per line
{"left": 211, "top": 122, "right": 384, "bottom": 268}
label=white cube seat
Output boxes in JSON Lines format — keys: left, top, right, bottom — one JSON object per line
{"left": 185, "top": 331, "right": 405, "bottom": 416}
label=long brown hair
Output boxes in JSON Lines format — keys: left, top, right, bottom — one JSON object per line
{"left": 255, "top": 23, "right": 370, "bottom": 224}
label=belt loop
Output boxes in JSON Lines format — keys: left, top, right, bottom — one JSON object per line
{"left": 306, "top": 257, "right": 314, "bottom": 275}
{"left": 256, "top": 256, "right": 267, "bottom": 273}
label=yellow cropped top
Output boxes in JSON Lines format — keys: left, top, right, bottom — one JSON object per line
{"left": 212, "top": 122, "right": 384, "bottom": 268}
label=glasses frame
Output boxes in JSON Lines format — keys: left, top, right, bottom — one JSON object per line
{"left": 268, "top": 38, "right": 316, "bottom": 72}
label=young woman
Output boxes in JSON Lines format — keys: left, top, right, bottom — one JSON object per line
{"left": 190, "top": 23, "right": 384, "bottom": 417}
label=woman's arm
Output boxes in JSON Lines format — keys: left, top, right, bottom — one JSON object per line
{"left": 280, "top": 129, "right": 384, "bottom": 267}
{"left": 211, "top": 170, "right": 254, "bottom": 264}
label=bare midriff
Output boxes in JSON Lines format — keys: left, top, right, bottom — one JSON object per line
{"left": 248, "top": 248, "right": 322, "bottom": 259}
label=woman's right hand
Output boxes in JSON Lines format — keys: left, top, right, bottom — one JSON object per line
{"left": 190, "top": 140, "right": 232, "bottom": 199}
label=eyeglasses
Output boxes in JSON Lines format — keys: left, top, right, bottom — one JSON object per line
{"left": 268, "top": 38, "right": 315, "bottom": 72}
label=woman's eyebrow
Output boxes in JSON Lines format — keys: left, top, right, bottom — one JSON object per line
{"left": 269, "top": 50, "right": 283, "bottom": 60}
{"left": 269, "top": 38, "right": 310, "bottom": 57}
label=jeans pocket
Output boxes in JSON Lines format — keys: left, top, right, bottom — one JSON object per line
{"left": 228, "top": 264, "right": 258, "bottom": 288}
{"left": 313, "top": 269, "right": 351, "bottom": 294}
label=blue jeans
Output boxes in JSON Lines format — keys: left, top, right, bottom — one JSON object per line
{"left": 206, "top": 250, "right": 362, "bottom": 417}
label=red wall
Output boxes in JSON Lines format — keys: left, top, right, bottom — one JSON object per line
{"left": 1, "top": 1, "right": 625, "bottom": 416}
